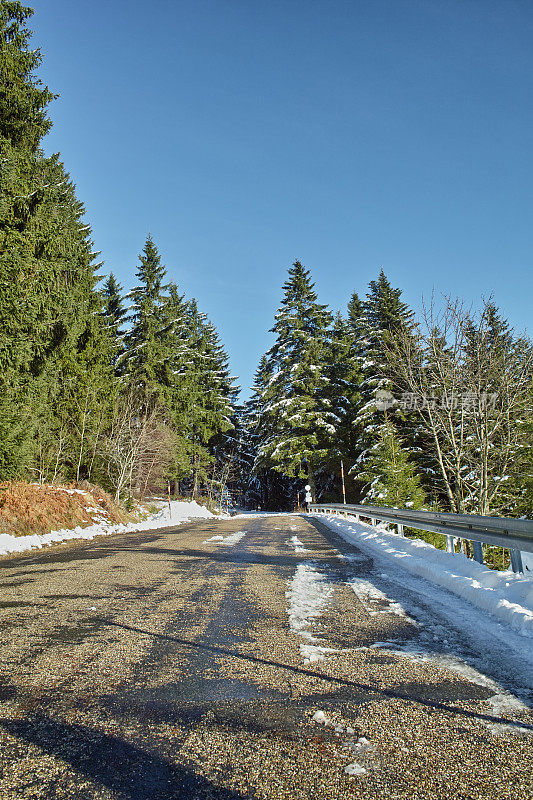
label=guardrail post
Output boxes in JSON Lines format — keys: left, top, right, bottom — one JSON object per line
{"left": 446, "top": 535, "right": 455, "bottom": 554}
{"left": 510, "top": 549, "right": 524, "bottom": 574}
{"left": 397, "top": 523, "right": 404, "bottom": 536}
{"left": 472, "top": 540, "right": 484, "bottom": 565}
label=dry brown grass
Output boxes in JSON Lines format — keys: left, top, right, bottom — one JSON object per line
{"left": 0, "top": 481, "right": 132, "bottom": 538}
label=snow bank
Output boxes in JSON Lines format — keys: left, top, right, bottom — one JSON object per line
{"left": 316, "top": 515, "right": 533, "bottom": 639}
{"left": 0, "top": 499, "right": 215, "bottom": 557}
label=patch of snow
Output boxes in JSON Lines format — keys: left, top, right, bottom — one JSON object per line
{"left": 286, "top": 561, "right": 335, "bottom": 664}
{"left": 287, "top": 535, "right": 310, "bottom": 553}
{"left": 344, "top": 763, "right": 367, "bottom": 776}
{"left": 204, "top": 531, "right": 247, "bottom": 547}
{"left": 221, "top": 530, "right": 247, "bottom": 546}
{"left": 300, "top": 643, "right": 336, "bottom": 663}
{"left": 349, "top": 577, "right": 418, "bottom": 623}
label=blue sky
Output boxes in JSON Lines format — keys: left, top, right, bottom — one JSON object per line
{"left": 35, "top": 0, "right": 532, "bottom": 396}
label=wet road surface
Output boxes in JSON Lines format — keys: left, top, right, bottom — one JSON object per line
{"left": 0, "top": 514, "right": 531, "bottom": 799}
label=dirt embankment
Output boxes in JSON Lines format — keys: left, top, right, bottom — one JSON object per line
{"left": 0, "top": 481, "right": 132, "bottom": 538}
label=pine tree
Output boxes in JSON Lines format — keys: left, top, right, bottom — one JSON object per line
{"left": 353, "top": 270, "right": 416, "bottom": 494}
{"left": 254, "top": 261, "right": 334, "bottom": 499}
{"left": 0, "top": 3, "right": 115, "bottom": 481}
{"left": 358, "top": 419, "right": 426, "bottom": 509}
{"left": 101, "top": 273, "right": 127, "bottom": 371}
{"left": 121, "top": 235, "right": 169, "bottom": 405}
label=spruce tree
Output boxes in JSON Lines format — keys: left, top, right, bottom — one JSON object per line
{"left": 515, "top": 385, "right": 533, "bottom": 517}
{"left": 0, "top": 1, "right": 55, "bottom": 474}
{"left": 183, "top": 300, "right": 236, "bottom": 495}
{"left": 354, "top": 270, "right": 416, "bottom": 493}
{"left": 255, "top": 261, "right": 334, "bottom": 499}
{"left": 323, "top": 302, "right": 363, "bottom": 501}
{"left": 101, "top": 272, "right": 127, "bottom": 371}
{"left": 0, "top": 1, "right": 54, "bottom": 150}
{"left": 0, "top": 3, "right": 115, "bottom": 481}
{"left": 358, "top": 419, "right": 426, "bottom": 509}
{"left": 244, "top": 355, "right": 296, "bottom": 509}
{"left": 122, "top": 235, "right": 169, "bottom": 405}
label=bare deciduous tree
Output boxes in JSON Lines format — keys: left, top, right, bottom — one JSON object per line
{"left": 387, "top": 297, "right": 533, "bottom": 514}
{"left": 102, "top": 393, "right": 175, "bottom": 503}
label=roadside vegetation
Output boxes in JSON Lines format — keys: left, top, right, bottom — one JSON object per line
{"left": 0, "top": 3, "right": 237, "bottom": 509}
{"left": 0, "top": 481, "right": 137, "bottom": 538}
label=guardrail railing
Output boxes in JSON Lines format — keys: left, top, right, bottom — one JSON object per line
{"left": 308, "top": 503, "right": 533, "bottom": 574}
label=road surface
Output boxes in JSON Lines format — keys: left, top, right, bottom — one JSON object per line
{"left": 0, "top": 514, "right": 531, "bottom": 799}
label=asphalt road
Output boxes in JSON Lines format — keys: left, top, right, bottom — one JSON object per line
{"left": 0, "top": 514, "right": 531, "bottom": 799}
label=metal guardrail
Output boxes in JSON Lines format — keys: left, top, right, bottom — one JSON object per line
{"left": 308, "top": 503, "right": 533, "bottom": 573}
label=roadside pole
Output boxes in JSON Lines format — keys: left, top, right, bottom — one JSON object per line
{"left": 340, "top": 460, "right": 346, "bottom": 505}
{"left": 167, "top": 481, "right": 172, "bottom": 520}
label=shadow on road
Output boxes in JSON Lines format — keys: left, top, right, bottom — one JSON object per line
{"left": 100, "top": 619, "right": 533, "bottom": 731}
{"left": 0, "top": 713, "right": 244, "bottom": 800}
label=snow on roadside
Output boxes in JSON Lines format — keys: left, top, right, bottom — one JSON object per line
{"left": 316, "top": 515, "right": 533, "bottom": 639}
{"left": 0, "top": 500, "right": 216, "bottom": 557}
{"left": 286, "top": 561, "right": 336, "bottom": 663}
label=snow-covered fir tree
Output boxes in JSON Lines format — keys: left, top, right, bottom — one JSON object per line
{"left": 254, "top": 261, "right": 334, "bottom": 500}
{"left": 244, "top": 356, "right": 296, "bottom": 509}
{"left": 353, "top": 270, "right": 416, "bottom": 497}
{"left": 322, "top": 298, "right": 364, "bottom": 500}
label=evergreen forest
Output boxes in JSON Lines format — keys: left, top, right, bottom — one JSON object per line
{"left": 1, "top": 2, "right": 532, "bottom": 523}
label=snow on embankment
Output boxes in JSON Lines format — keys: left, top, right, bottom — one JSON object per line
{"left": 0, "top": 497, "right": 215, "bottom": 557}
{"left": 316, "top": 515, "right": 533, "bottom": 639}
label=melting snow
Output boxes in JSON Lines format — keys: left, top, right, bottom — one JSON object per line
{"left": 287, "top": 535, "right": 310, "bottom": 553}
{"left": 286, "top": 561, "right": 336, "bottom": 663}
{"left": 349, "top": 577, "right": 418, "bottom": 622}
{"left": 204, "top": 531, "right": 247, "bottom": 547}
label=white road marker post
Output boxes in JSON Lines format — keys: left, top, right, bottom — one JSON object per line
{"left": 304, "top": 484, "right": 313, "bottom": 512}
{"left": 340, "top": 460, "right": 346, "bottom": 505}
{"left": 167, "top": 481, "right": 172, "bottom": 521}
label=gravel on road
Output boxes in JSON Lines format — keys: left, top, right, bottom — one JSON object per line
{"left": 0, "top": 514, "right": 531, "bottom": 799}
